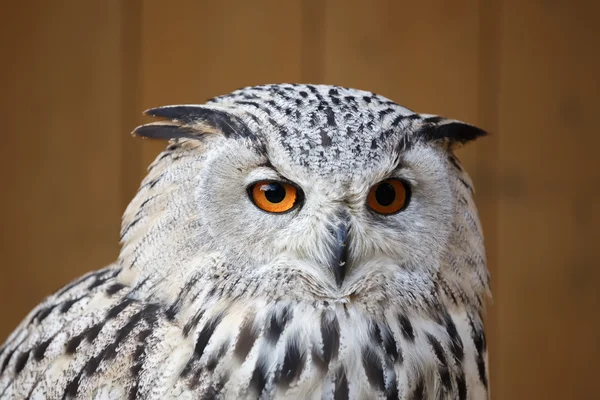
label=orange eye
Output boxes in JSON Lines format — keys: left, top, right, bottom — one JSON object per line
{"left": 367, "top": 179, "right": 410, "bottom": 214}
{"left": 249, "top": 181, "right": 299, "bottom": 213}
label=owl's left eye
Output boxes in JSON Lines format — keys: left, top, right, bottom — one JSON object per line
{"left": 367, "top": 178, "right": 410, "bottom": 214}
{"left": 249, "top": 180, "right": 300, "bottom": 213}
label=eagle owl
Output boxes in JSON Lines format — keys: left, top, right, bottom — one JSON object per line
{"left": 0, "top": 84, "right": 489, "bottom": 399}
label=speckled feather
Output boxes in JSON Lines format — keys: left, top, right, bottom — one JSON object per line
{"left": 0, "top": 84, "right": 489, "bottom": 399}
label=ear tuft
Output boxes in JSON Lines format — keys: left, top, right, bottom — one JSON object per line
{"left": 418, "top": 117, "right": 487, "bottom": 147}
{"left": 133, "top": 105, "right": 254, "bottom": 141}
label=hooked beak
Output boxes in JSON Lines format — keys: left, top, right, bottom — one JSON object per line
{"left": 329, "top": 216, "right": 350, "bottom": 287}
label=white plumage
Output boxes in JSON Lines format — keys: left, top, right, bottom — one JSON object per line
{"left": 0, "top": 84, "right": 489, "bottom": 399}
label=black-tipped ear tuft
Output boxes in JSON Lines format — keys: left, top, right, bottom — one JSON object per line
{"left": 418, "top": 118, "right": 487, "bottom": 146}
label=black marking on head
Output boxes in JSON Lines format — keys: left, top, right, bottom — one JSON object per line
{"left": 320, "top": 129, "right": 332, "bottom": 147}
{"left": 0, "top": 348, "right": 15, "bottom": 373}
{"left": 418, "top": 120, "right": 486, "bottom": 145}
{"left": 234, "top": 318, "right": 258, "bottom": 361}
{"left": 249, "top": 356, "right": 268, "bottom": 397}
{"left": 320, "top": 312, "right": 340, "bottom": 366}
{"left": 140, "top": 303, "right": 161, "bottom": 325}
{"left": 106, "top": 283, "right": 126, "bottom": 296}
{"left": 267, "top": 117, "right": 282, "bottom": 130}
{"left": 87, "top": 275, "right": 112, "bottom": 290}
{"left": 277, "top": 338, "right": 306, "bottom": 387}
{"left": 59, "top": 297, "right": 84, "bottom": 313}
{"left": 85, "top": 323, "right": 103, "bottom": 343}
{"left": 137, "top": 328, "right": 152, "bottom": 342}
{"left": 84, "top": 354, "right": 102, "bottom": 376}
{"left": 106, "top": 298, "right": 134, "bottom": 319}
{"left": 143, "top": 106, "right": 254, "bottom": 139}
{"left": 334, "top": 368, "right": 349, "bottom": 400}
{"left": 391, "top": 113, "right": 409, "bottom": 127}
{"left": 194, "top": 314, "right": 223, "bottom": 359}
{"left": 361, "top": 347, "right": 385, "bottom": 392}
{"left": 65, "top": 333, "right": 85, "bottom": 354}
{"left": 35, "top": 304, "right": 56, "bottom": 323}
{"left": 398, "top": 314, "right": 415, "bottom": 341}
{"left": 246, "top": 112, "right": 261, "bottom": 126}
{"left": 33, "top": 337, "right": 53, "bottom": 361}
{"left": 63, "top": 371, "right": 83, "bottom": 399}
{"left": 325, "top": 106, "right": 336, "bottom": 127}
{"left": 131, "top": 344, "right": 145, "bottom": 377}
{"left": 379, "top": 108, "right": 394, "bottom": 119}
{"left": 14, "top": 350, "right": 29, "bottom": 374}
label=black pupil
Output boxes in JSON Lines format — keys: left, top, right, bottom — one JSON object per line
{"left": 262, "top": 183, "right": 286, "bottom": 203}
{"left": 375, "top": 183, "right": 396, "bottom": 206}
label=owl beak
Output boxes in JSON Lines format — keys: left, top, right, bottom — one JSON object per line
{"left": 330, "top": 218, "right": 350, "bottom": 287}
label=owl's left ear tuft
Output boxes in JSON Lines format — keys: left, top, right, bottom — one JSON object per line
{"left": 417, "top": 117, "right": 487, "bottom": 147}
{"left": 132, "top": 105, "right": 253, "bottom": 141}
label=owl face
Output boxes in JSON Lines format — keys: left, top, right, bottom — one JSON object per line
{"left": 127, "top": 84, "right": 487, "bottom": 312}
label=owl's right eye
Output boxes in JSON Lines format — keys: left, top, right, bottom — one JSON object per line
{"left": 249, "top": 180, "right": 300, "bottom": 213}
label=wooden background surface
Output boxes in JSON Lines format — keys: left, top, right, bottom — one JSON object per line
{"left": 1, "top": 1, "right": 598, "bottom": 398}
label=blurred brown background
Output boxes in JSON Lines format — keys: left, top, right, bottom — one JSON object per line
{"left": 0, "top": 1, "right": 598, "bottom": 398}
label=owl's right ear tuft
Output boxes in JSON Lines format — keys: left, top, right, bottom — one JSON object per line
{"left": 132, "top": 105, "right": 253, "bottom": 140}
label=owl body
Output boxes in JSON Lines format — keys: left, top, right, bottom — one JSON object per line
{"left": 0, "top": 84, "right": 489, "bottom": 399}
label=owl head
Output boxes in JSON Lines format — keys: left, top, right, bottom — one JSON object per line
{"left": 120, "top": 84, "right": 488, "bottom": 319}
